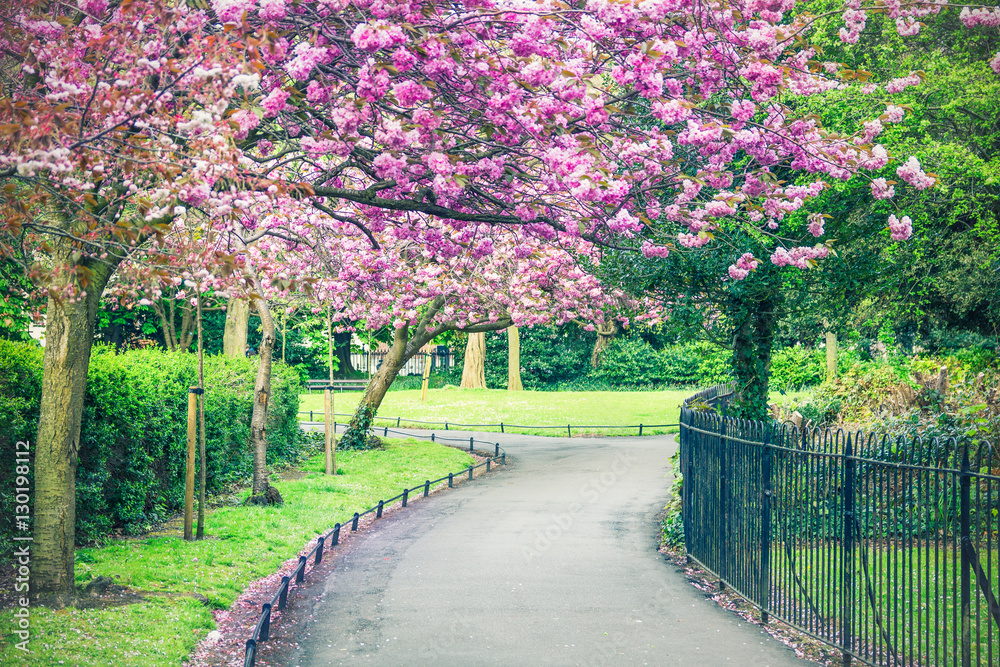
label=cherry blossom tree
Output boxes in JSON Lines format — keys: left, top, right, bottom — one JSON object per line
{"left": 0, "top": 0, "right": 266, "bottom": 600}
{"left": 4, "top": 0, "right": 997, "bottom": 600}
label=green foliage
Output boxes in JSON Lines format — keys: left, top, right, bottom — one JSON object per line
{"left": 0, "top": 342, "right": 301, "bottom": 551}
{"left": 588, "top": 336, "right": 733, "bottom": 389}
{"left": 0, "top": 258, "right": 33, "bottom": 341}
{"left": 769, "top": 346, "right": 824, "bottom": 391}
{"left": 340, "top": 403, "right": 377, "bottom": 450}
{"left": 661, "top": 451, "right": 685, "bottom": 547}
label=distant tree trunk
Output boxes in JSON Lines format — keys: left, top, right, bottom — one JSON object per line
{"left": 591, "top": 321, "right": 619, "bottom": 368}
{"left": 334, "top": 330, "right": 354, "bottom": 375}
{"left": 34, "top": 254, "right": 118, "bottom": 601}
{"left": 460, "top": 332, "right": 487, "bottom": 388}
{"left": 223, "top": 297, "right": 249, "bottom": 356}
{"left": 246, "top": 270, "right": 277, "bottom": 499}
{"left": 507, "top": 326, "right": 523, "bottom": 391}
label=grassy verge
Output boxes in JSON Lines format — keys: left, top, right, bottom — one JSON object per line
{"left": 1, "top": 439, "right": 474, "bottom": 666}
{"left": 299, "top": 388, "right": 696, "bottom": 436}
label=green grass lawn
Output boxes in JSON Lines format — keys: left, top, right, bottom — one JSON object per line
{"left": 299, "top": 388, "right": 696, "bottom": 436}
{"left": 1, "top": 439, "right": 474, "bottom": 667}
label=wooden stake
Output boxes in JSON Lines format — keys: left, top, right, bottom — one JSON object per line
{"left": 326, "top": 304, "right": 336, "bottom": 475}
{"left": 196, "top": 292, "right": 206, "bottom": 539}
{"left": 420, "top": 351, "right": 432, "bottom": 402}
{"left": 184, "top": 387, "right": 197, "bottom": 541}
{"left": 324, "top": 387, "right": 333, "bottom": 475}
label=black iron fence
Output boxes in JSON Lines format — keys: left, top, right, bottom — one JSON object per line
{"left": 679, "top": 384, "right": 1000, "bottom": 667}
{"left": 299, "top": 411, "right": 675, "bottom": 437}
{"left": 243, "top": 428, "right": 506, "bottom": 667}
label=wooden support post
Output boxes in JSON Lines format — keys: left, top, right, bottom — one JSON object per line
{"left": 184, "top": 387, "right": 197, "bottom": 541}
{"left": 324, "top": 388, "right": 333, "bottom": 475}
{"left": 420, "top": 351, "right": 432, "bottom": 403}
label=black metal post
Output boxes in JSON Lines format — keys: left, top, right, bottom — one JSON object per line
{"left": 501, "top": 422, "right": 504, "bottom": 433}
{"left": 351, "top": 512, "right": 359, "bottom": 531}
{"left": 448, "top": 472, "right": 453, "bottom": 488}
{"left": 296, "top": 555, "right": 307, "bottom": 583}
{"left": 639, "top": 423, "right": 643, "bottom": 436}
{"left": 760, "top": 426, "right": 773, "bottom": 624}
{"left": 960, "top": 446, "right": 972, "bottom": 667}
{"left": 332, "top": 523, "right": 340, "bottom": 546}
{"left": 495, "top": 443, "right": 500, "bottom": 456}
{"left": 397, "top": 417, "right": 401, "bottom": 427}
{"left": 470, "top": 437, "right": 474, "bottom": 452}
{"left": 842, "top": 435, "right": 855, "bottom": 667}
{"left": 260, "top": 603, "right": 271, "bottom": 641}
{"left": 486, "top": 459, "right": 491, "bottom": 472}
{"left": 278, "top": 576, "right": 290, "bottom": 609}
{"left": 446, "top": 422, "right": 449, "bottom": 430}
{"left": 468, "top": 465, "right": 473, "bottom": 480}
{"left": 315, "top": 536, "right": 324, "bottom": 564}
{"left": 567, "top": 424, "right": 571, "bottom": 437}
{"left": 718, "top": 413, "right": 728, "bottom": 591}
{"left": 424, "top": 480, "right": 430, "bottom": 497}
{"left": 431, "top": 433, "right": 435, "bottom": 442}
{"left": 402, "top": 489, "right": 408, "bottom": 507}
{"left": 377, "top": 500, "right": 384, "bottom": 518}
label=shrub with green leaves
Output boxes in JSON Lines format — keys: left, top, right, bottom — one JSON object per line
{"left": 0, "top": 342, "right": 301, "bottom": 552}
{"left": 769, "top": 346, "right": 824, "bottom": 391}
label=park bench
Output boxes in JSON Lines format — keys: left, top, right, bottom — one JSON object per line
{"left": 305, "top": 379, "right": 369, "bottom": 393}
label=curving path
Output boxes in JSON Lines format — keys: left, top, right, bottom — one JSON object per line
{"left": 262, "top": 431, "right": 817, "bottom": 666}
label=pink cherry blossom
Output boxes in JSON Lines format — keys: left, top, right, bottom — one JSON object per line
{"left": 896, "top": 156, "right": 935, "bottom": 190}
{"left": 888, "top": 214, "right": 913, "bottom": 241}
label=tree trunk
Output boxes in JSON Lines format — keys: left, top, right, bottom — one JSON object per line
{"left": 591, "top": 320, "right": 619, "bottom": 368}
{"left": 334, "top": 330, "right": 354, "bottom": 375}
{"left": 246, "top": 273, "right": 276, "bottom": 498}
{"left": 223, "top": 297, "right": 249, "bottom": 356}
{"left": 507, "top": 326, "right": 523, "bottom": 391}
{"left": 34, "top": 256, "right": 117, "bottom": 601}
{"left": 460, "top": 332, "right": 486, "bottom": 389}
{"left": 729, "top": 294, "right": 780, "bottom": 420}
{"left": 341, "top": 298, "right": 511, "bottom": 448}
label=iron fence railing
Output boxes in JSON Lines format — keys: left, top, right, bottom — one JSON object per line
{"left": 679, "top": 385, "right": 1000, "bottom": 667}
{"left": 298, "top": 411, "right": 676, "bottom": 436}
{"left": 242, "top": 429, "right": 506, "bottom": 667}
{"left": 349, "top": 351, "right": 455, "bottom": 376}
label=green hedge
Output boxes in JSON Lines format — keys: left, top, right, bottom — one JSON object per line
{"left": 0, "top": 341, "right": 301, "bottom": 553}
{"left": 589, "top": 337, "right": 732, "bottom": 388}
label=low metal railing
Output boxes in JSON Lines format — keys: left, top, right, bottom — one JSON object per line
{"left": 298, "top": 411, "right": 675, "bottom": 436}
{"left": 243, "top": 429, "right": 506, "bottom": 667}
{"left": 679, "top": 385, "right": 1000, "bottom": 667}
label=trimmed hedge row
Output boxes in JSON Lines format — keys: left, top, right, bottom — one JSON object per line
{"left": 0, "top": 341, "right": 301, "bottom": 553}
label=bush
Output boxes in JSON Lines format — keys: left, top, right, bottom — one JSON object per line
{"left": 769, "top": 345, "right": 824, "bottom": 391}
{"left": 0, "top": 342, "right": 302, "bottom": 550}
{"left": 589, "top": 335, "right": 666, "bottom": 386}
{"left": 589, "top": 337, "right": 731, "bottom": 389}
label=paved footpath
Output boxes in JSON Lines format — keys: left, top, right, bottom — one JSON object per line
{"left": 265, "top": 431, "right": 817, "bottom": 667}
